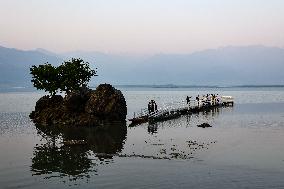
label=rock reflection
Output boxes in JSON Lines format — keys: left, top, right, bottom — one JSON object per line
{"left": 31, "top": 122, "right": 127, "bottom": 180}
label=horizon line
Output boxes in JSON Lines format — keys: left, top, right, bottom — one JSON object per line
{"left": 1, "top": 44, "right": 284, "bottom": 56}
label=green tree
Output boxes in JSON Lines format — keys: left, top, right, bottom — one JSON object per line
{"left": 30, "top": 63, "right": 60, "bottom": 96}
{"left": 30, "top": 59, "right": 97, "bottom": 96}
{"left": 58, "top": 58, "right": 97, "bottom": 94}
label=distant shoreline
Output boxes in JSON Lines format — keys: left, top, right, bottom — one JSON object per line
{"left": 112, "top": 84, "right": 284, "bottom": 89}
{"left": 1, "top": 84, "right": 284, "bottom": 93}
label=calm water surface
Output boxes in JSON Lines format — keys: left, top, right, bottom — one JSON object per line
{"left": 1, "top": 88, "right": 284, "bottom": 188}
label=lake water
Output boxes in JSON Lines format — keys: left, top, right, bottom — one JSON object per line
{"left": 1, "top": 87, "right": 284, "bottom": 188}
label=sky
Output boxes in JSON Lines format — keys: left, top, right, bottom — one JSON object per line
{"left": 0, "top": 0, "right": 284, "bottom": 54}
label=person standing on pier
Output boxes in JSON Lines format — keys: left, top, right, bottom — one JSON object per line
{"left": 186, "top": 96, "right": 191, "bottom": 109}
{"left": 154, "top": 101, "right": 157, "bottom": 111}
{"left": 149, "top": 100, "right": 158, "bottom": 113}
{"left": 186, "top": 96, "right": 191, "bottom": 104}
{"left": 148, "top": 101, "right": 152, "bottom": 114}
{"left": 212, "top": 94, "right": 216, "bottom": 105}
{"left": 196, "top": 95, "right": 200, "bottom": 107}
{"left": 216, "top": 94, "right": 220, "bottom": 105}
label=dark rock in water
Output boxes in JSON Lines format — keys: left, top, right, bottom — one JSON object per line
{"left": 63, "top": 87, "right": 91, "bottom": 112}
{"left": 85, "top": 84, "right": 127, "bottom": 120}
{"left": 197, "top": 123, "right": 212, "bottom": 128}
{"left": 30, "top": 84, "right": 127, "bottom": 127}
{"left": 35, "top": 95, "right": 63, "bottom": 112}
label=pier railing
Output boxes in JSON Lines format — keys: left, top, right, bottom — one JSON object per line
{"left": 133, "top": 99, "right": 200, "bottom": 119}
{"left": 133, "top": 108, "right": 149, "bottom": 118}
{"left": 132, "top": 95, "right": 234, "bottom": 119}
{"left": 130, "top": 96, "right": 234, "bottom": 124}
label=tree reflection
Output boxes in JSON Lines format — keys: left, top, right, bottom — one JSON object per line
{"left": 32, "top": 142, "right": 93, "bottom": 180}
{"left": 31, "top": 122, "right": 127, "bottom": 180}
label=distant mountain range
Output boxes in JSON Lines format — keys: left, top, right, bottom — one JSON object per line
{"left": 0, "top": 45, "right": 284, "bottom": 88}
{"left": 0, "top": 46, "right": 62, "bottom": 88}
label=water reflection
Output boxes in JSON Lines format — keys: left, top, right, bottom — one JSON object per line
{"left": 189, "top": 106, "right": 233, "bottom": 125}
{"left": 146, "top": 106, "right": 233, "bottom": 133}
{"left": 201, "top": 106, "right": 221, "bottom": 118}
{"left": 148, "top": 123, "right": 158, "bottom": 134}
{"left": 31, "top": 122, "right": 127, "bottom": 180}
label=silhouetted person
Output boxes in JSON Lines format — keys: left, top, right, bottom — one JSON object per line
{"left": 212, "top": 94, "right": 216, "bottom": 105}
{"left": 148, "top": 102, "right": 152, "bottom": 114}
{"left": 186, "top": 96, "right": 190, "bottom": 104}
{"left": 149, "top": 100, "right": 157, "bottom": 113}
{"left": 196, "top": 95, "right": 200, "bottom": 107}
{"left": 216, "top": 94, "right": 220, "bottom": 104}
{"left": 151, "top": 100, "right": 157, "bottom": 112}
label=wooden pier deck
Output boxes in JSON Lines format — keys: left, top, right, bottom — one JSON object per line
{"left": 129, "top": 96, "right": 234, "bottom": 126}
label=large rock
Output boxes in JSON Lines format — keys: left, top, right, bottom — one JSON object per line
{"left": 63, "top": 86, "right": 92, "bottom": 112}
{"left": 85, "top": 84, "right": 127, "bottom": 120}
{"left": 30, "top": 84, "right": 127, "bottom": 127}
{"left": 35, "top": 95, "right": 63, "bottom": 112}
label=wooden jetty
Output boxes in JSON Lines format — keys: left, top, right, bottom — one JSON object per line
{"left": 129, "top": 96, "right": 234, "bottom": 126}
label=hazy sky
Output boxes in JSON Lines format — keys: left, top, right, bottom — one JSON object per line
{"left": 0, "top": 0, "right": 284, "bottom": 54}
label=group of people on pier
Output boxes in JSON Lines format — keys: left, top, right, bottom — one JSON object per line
{"left": 147, "top": 94, "right": 222, "bottom": 115}
{"left": 186, "top": 94, "right": 221, "bottom": 107}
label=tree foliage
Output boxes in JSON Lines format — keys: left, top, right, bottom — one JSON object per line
{"left": 30, "top": 58, "right": 97, "bottom": 95}
{"left": 58, "top": 59, "right": 97, "bottom": 93}
{"left": 30, "top": 63, "right": 60, "bottom": 96}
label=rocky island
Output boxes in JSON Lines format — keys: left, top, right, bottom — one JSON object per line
{"left": 29, "top": 59, "right": 127, "bottom": 127}
{"left": 30, "top": 84, "right": 127, "bottom": 127}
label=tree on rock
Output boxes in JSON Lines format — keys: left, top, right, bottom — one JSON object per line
{"left": 58, "top": 59, "right": 97, "bottom": 94}
{"left": 30, "top": 63, "right": 60, "bottom": 96}
{"left": 30, "top": 58, "right": 97, "bottom": 95}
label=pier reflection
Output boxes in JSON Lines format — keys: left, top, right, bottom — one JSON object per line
{"left": 146, "top": 106, "right": 234, "bottom": 133}
{"left": 31, "top": 122, "right": 127, "bottom": 180}
{"left": 201, "top": 106, "right": 221, "bottom": 118}
{"left": 148, "top": 123, "right": 158, "bottom": 134}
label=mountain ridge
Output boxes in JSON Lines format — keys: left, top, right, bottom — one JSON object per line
{"left": 0, "top": 45, "right": 284, "bottom": 87}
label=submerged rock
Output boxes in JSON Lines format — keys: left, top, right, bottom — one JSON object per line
{"left": 197, "top": 123, "right": 212, "bottom": 128}
{"left": 30, "top": 84, "right": 127, "bottom": 127}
